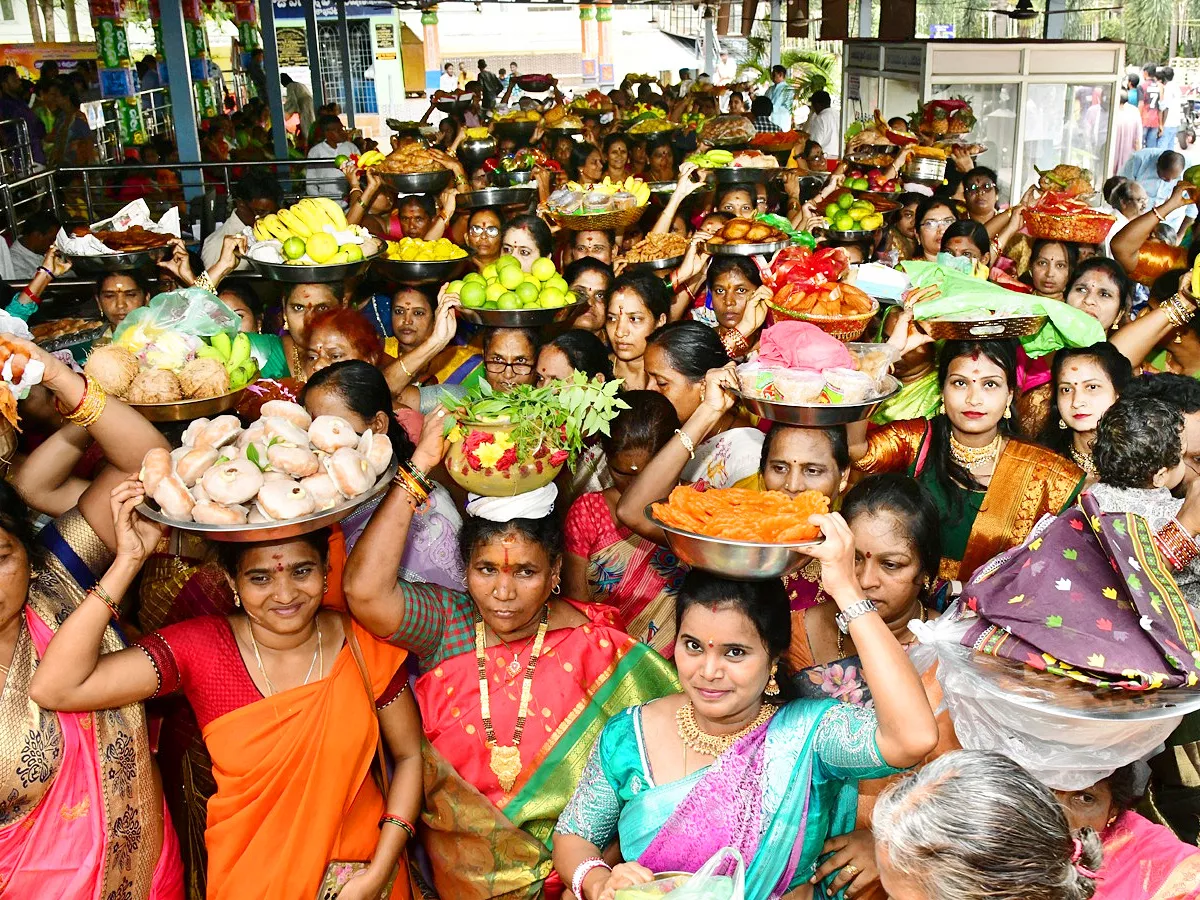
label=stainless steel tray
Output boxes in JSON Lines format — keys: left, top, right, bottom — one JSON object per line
{"left": 456, "top": 300, "right": 585, "bottom": 327}
{"left": 66, "top": 246, "right": 171, "bottom": 273}
{"left": 456, "top": 186, "right": 538, "bottom": 209}
{"left": 373, "top": 257, "right": 468, "bottom": 284}
{"left": 378, "top": 169, "right": 453, "bottom": 194}
{"left": 646, "top": 505, "right": 818, "bottom": 580}
{"left": 138, "top": 459, "right": 398, "bottom": 542}
{"left": 130, "top": 385, "right": 251, "bottom": 423}
{"left": 243, "top": 251, "right": 380, "bottom": 283}
{"left": 731, "top": 377, "right": 901, "bottom": 426}
{"left": 705, "top": 238, "right": 792, "bottom": 257}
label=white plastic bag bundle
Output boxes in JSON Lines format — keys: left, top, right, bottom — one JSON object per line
{"left": 910, "top": 608, "right": 1200, "bottom": 790}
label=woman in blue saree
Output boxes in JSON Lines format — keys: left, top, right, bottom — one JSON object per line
{"left": 553, "top": 513, "right": 939, "bottom": 900}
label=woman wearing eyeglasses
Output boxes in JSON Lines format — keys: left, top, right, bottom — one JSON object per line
{"left": 482, "top": 326, "right": 541, "bottom": 393}
{"left": 910, "top": 196, "right": 959, "bottom": 262}
{"left": 465, "top": 208, "right": 503, "bottom": 273}
{"left": 962, "top": 167, "right": 1000, "bottom": 224}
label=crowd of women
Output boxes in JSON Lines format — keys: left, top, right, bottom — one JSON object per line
{"left": 1, "top": 85, "right": 1200, "bottom": 900}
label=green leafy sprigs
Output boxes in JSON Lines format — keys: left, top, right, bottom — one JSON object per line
{"left": 447, "top": 373, "right": 629, "bottom": 468}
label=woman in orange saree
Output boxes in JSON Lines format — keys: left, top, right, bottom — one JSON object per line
{"left": 31, "top": 481, "right": 424, "bottom": 900}
{"left": 345, "top": 414, "right": 679, "bottom": 899}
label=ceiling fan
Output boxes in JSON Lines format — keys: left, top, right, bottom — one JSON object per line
{"left": 971, "top": 0, "right": 1122, "bottom": 19}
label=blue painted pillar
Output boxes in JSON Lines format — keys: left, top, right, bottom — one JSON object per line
{"left": 259, "top": 0, "right": 289, "bottom": 161}
{"left": 304, "top": 0, "right": 325, "bottom": 110}
{"left": 159, "top": 0, "right": 203, "bottom": 202}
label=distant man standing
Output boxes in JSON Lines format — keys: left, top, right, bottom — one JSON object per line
{"left": 765, "top": 64, "right": 793, "bottom": 132}
{"left": 1161, "top": 66, "right": 1182, "bottom": 152}
{"left": 0, "top": 66, "right": 45, "bottom": 164}
{"left": 281, "top": 73, "right": 315, "bottom": 137}
{"left": 805, "top": 89, "right": 839, "bottom": 158}
{"left": 1140, "top": 64, "right": 1162, "bottom": 150}
{"left": 716, "top": 49, "right": 738, "bottom": 86}
{"left": 439, "top": 62, "right": 458, "bottom": 94}
{"left": 477, "top": 59, "right": 502, "bottom": 110}
{"left": 246, "top": 49, "right": 267, "bottom": 100}
{"left": 306, "top": 114, "right": 359, "bottom": 203}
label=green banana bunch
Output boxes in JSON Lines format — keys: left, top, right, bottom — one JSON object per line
{"left": 198, "top": 331, "right": 258, "bottom": 390}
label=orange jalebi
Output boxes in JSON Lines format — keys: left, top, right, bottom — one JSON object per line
{"left": 652, "top": 486, "right": 828, "bottom": 543}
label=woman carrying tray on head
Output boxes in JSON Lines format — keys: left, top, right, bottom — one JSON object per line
{"left": 343, "top": 411, "right": 678, "bottom": 900}
{"left": 31, "top": 488, "right": 424, "bottom": 900}
{"left": 849, "top": 337, "right": 1084, "bottom": 583}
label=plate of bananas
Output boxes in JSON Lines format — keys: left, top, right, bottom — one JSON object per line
{"left": 247, "top": 198, "right": 381, "bottom": 282}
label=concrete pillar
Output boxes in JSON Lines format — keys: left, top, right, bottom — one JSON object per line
{"left": 596, "top": 2, "right": 613, "bottom": 88}
{"left": 259, "top": 0, "right": 288, "bottom": 161}
{"left": 770, "top": 0, "right": 782, "bottom": 67}
{"left": 303, "top": 0, "right": 325, "bottom": 110}
{"left": 159, "top": 0, "right": 203, "bottom": 201}
{"left": 580, "top": 5, "right": 597, "bottom": 85}
{"left": 421, "top": 7, "right": 441, "bottom": 95}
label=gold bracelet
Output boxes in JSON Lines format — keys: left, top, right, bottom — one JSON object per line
{"left": 58, "top": 375, "right": 107, "bottom": 428}
{"left": 674, "top": 428, "right": 695, "bottom": 459}
{"left": 399, "top": 357, "right": 413, "bottom": 378}
{"left": 194, "top": 271, "right": 216, "bottom": 294}
{"left": 393, "top": 466, "right": 429, "bottom": 506}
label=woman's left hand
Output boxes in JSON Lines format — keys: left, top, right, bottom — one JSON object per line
{"left": 805, "top": 512, "right": 860, "bottom": 604}
{"left": 157, "top": 238, "right": 195, "bottom": 286}
{"left": 110, "top": 476, "right": 164, "bottom": 567}
{"left": 333, "top": 864, "right": 391, "bottom": 900}
{"left": 39, "top": 246, "right": 73, "bottom": 278}
{"left": 736, "top": 285, "right": 772, "bottom": 336}
{"left": 812, "top": 829, "right": 880, "bottom": 898}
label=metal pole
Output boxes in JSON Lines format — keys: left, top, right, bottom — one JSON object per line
{"left": 857, "top": 0, "right": 872, "bottom": 38}
{"left": 337, "top": 0, "right": 355, "bottom": 129}
{"left": 159, "top": 0, "right": 204, "bottom": 205}
{"left": 259, "top": 0, "right": 289, "bottom": 161}
{"left": 304, "top": 0, "right": 325, "bottom": 111}
{"left": 769, "top": 0, "right": 782, "bottom": 68}
{"left": 1043, "top": 0, "right": 1065, "bottom": 40}
{"left": 704, "top": 13, "right": 718, "bottom": 76}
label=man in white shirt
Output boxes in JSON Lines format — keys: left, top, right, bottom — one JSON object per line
{"left": 8, "top": 210, "right": 58, "bottom": 281}
{"left": 805, "top": 89, "right": 839, "bottom": 158}
{"left": 1160, "top": 66, "right": 1183, "bottom": 152}
{"left": 202, "top": 171, "right": 282, "bottom": 270}
{"left": 306, "top": 115, "right": 359, "bottom": 204}
{"left": 715, "top": 50, "right": 738, "bottom": 86}
{"left": 281, "top": 74, "right": 315, "bottom": 137}
{"left": 1121, "top": 148, "right": 1195, "bottom": 236}
{"left": 438, "top": 63, "right": 458, "bottom": 95}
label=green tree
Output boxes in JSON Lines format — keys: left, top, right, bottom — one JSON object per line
{"left": 738, "top": 27, "right": 838, "bottom": 103}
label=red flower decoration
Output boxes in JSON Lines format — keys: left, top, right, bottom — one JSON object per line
{"left": 549, "top": 449, "right": 569, "bottom": 467}
{"left": 494, "top": 447, "right": 518, "bottom": 471}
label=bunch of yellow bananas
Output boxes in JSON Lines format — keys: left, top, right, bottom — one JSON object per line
{"left": 196, "top": 331, "right": 258, "bottom": 391}
{"left": 253, "top": 197, "right": 349, "bottom": 242}
{"left": 563, "top": 176, "right": 651, "bottom": 207}
{"left": 358, "top": 149, "right": 386, "bottom": 168}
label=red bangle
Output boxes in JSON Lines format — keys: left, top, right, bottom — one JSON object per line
{"left": 20, "top": 285, "right": 40, "bottom": 305}
{"left": 379, "top": 814, "right": 416, "bottom": 840}
{"left": 54, "top": 373, "right": 90, "bottom": 418}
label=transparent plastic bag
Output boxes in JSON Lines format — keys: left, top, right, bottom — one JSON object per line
{"left": 614, "top": 849, "right": 746, "bottom": 900}
{"left": 112, "top": 288, "right": 240, "bottom": 372}
{"left": 910, "top": 609, "right": 1198, "bottom": 790}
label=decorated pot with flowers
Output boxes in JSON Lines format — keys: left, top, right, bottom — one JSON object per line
{"left": 444, "top": 375, "right": 628, "bottom": 498}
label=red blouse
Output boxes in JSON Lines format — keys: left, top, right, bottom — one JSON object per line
{"left": 136, "top": 615, "right": 408, "bottom": 730}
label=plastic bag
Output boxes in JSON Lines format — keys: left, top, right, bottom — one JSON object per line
{"left": 910, "top": 609, "right": 1199, "bottom": 790}
{"left": 613, "top": 849, "right": 745, "bottom": 900}
{"left": 112, "top": 289, "right": 240, "bottom": 373}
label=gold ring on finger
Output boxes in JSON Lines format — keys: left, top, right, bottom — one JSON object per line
{"left": 843, "top": 864, "right": 860, "bottom": 878}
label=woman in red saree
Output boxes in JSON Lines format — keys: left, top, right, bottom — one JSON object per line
{"left": 31, "top": 480, "right": 424, "bottom": 900}
{"left": 344, "top": 411, "right": 679, "bottom": 899}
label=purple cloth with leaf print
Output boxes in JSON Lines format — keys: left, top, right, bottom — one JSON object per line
{"left": 962, "top": 493, "right": 1200, "bottom": 689}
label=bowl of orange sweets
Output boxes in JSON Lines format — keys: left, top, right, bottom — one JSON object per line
{"left": 646, "top": 486, "right": 828, "bottom": 578}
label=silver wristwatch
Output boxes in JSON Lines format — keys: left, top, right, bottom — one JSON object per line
{"left": 835, "top": 598, "right": 878, "bottom": 634}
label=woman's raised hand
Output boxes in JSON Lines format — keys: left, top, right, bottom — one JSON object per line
{"left": 109, "top": 475, "right": 164, "bottom": 567}
{"left": 737, "top": 284, "right": 772, "bottom": 336}
{"left": 805, "top": 512, "right": 862, "bottom": 606}
{"left": 430, "top": 294, "right": 461, "bottom": 348}
{"left": 411, "top": 405, "right": 451, "bottom": 474}
{"left": 39, "top": 245, "right": 73, "bottom": 278}
{"left": 157, "top": 237, "right": 195, "bottom": 285}
{"left": 699, "top": 363, "right": 738, "bottom": 416}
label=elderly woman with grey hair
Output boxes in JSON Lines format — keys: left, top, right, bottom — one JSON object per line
{"left": 873, "top": 751, "right": 1103, "bottom": 900}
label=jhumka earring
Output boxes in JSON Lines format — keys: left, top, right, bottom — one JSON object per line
{"left": 764, "top": 663, "right": 781, "bottom": 697}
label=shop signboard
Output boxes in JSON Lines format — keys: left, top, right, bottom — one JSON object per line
{"left": 99, "top": 65, "right": 135, "bottom": 98}
{"left": 277, "top": 27, "right": 308, "bottom": 67}
{"left": 116, "top": 96, "right": 146, "bottom": 145}
{"left": 929, "top": 24, "right": 955, "bottom": 39}
{"left": 271, "top": 0, "right": 395, "bottom": 18}
{"left": 95, "top": 18, "right": 131, "bottom": 69}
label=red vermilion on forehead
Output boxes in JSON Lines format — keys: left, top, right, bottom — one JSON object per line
{"left": 971, "top": 350, "right": 981, "bottom": 361}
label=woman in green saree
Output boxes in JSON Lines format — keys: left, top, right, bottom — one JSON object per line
{"left": 553, "top": 513, "right": 939, "bottom": 900}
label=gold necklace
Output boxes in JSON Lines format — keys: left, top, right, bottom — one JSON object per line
{"left": 1070, "top": 446, "right": 1096, "bottom": 476}
{"left": 247, "top": 619, "right": 322, "bottom": 696}
{"left": 949, "top": 432, "right": 1002, "bottom": 469}
{"left": 289, "top": 341, "right": 306, "bottom": 382}
{"left": 676, "top": 701, "right": 775, "bottom": 757}
{"left": 476, "top": 605, "right": 549, "bottom": 792}
{"left": 837, "top": 603, "right": 927, "bottom": 657}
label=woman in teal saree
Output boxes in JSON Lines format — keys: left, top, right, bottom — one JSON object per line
{"left": 553, "top": 514, "right": 940, "bottom": 900}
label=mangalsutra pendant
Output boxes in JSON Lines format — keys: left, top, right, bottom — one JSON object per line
{"left": 489, "top": 744, "right": 522, "bottom": 792}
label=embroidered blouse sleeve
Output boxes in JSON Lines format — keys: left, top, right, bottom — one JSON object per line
{"left": 854, "top": 420, "right": 925, "bottom": 475}
{"left": 386, "top": 582, "right": 459, "bottom": 663}
{"left": 555, "top": 711, "right": 629, "bottom": 847}
{"left": 812, "top": 703, "right": 905, "bottom": 781}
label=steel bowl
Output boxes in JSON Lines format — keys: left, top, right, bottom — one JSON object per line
{"left": 456, "top": 185, "right": 538, "bottom": 209}
{"left": 647, "top": 180, "right": 680, "bottom": 194}
{"left": 646, "top": 504, "right": 818, "bottom": 579}
{"left": 138, "top": 459, "right": 398, "bottom": 542}
{"left": 456, "top": 300, "right": 586, "bottom": 327}
{"left": 379, "top": 169, "right": 453, "bottom": 194}
{"left": 66, "top": 245, "right": 171, "bottom": 273}
{"left": 625, "top": 253, "right": 684, "bottom": 272}
{"left": 705, "top": 238, "right": 792, "bottom": 257}
{"left": 544, "top": 123, "right": 583, "bottom": 136}
{"left": 243, "top": 250, "right": 381, "bottom": 283}
{"left": 373, "top": 256, "right": 468, "bottom": 284}
{"left": 130, "top": 385, "right": 252, "bottom": 423}
{"left": 709, "top": 166, "right": 780, "bottom": 185}
{"left": 458, "top": 135, "right": 497, "bottom": 170}
{"left": 823, "top": 226, "right": 883, "bottom": 242}
{"left": 493, "top": 119, "right": 538, "bottom": 145}
{"left": 516, "top": 74, "right": 555, "bottom": 93}
{"left": 435, "top": 97, "right": 473, "bottom": 115}
{"left": 497, "top": 169, "right": 535, "bottom": 186}
{"left": 731, "top": 377, "right": 901, "bottom": 426}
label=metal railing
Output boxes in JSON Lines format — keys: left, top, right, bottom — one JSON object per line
{"left": 82, "top": 89, "right": 175, "bottom": 165}
{"left": 0, "top": 118, "right": 36, "bottom": 182}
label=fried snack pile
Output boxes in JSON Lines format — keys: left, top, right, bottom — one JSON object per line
{"left": 706, "top": 218, "right": 789, "bottom": 246}
{"left": 652, "top": 486, "right": 828, "bottom": 543}
{"left": 70, "top": 225, "right": 173, "bottom": 251}
{"left": 622, "top": 232, "right": 689, "bottom": 264}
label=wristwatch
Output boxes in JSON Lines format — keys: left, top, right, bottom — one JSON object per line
{"left": 835, "top": 598, "right": 878, "bottom": 634}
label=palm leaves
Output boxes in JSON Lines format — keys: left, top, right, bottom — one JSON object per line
{"left": 736, "top": 27, "right": 838, "bottom": 103}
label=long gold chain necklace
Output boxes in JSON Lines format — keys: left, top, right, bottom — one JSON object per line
{"left": 949, "top": 432, "right": 1002, "bottom": 470}
{"left": 837, "top": 603, "right": 927, "bottom": 658}
{"left": 247, "top": 619, "right": 322, "bottom": 696}
{"left": 476, "top": 604, "right": 549, "bottom": 792}
{"left": 676, "top": 701, "right": 775, "bottom": 758}
{"left": 289, "top": 341, "right": 306, "bottom": 382}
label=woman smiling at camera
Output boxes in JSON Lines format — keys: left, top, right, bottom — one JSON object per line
{"left": 553, "top": 512, "right": 938, "bottom": 900}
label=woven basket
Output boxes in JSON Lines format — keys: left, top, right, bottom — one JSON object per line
{"left": 1024, "top": 209, "right": 1115, "bottom": 245}
{"left": 0, "top": 418, "right": 15, "bottom": 480}
{"left": 545, "top": 204, "right": 648, "bottom": 232}
{"left": 767, "top": 297, "right": 878, "bottom": 342}
{"left": 923, "top": 314, "right": 1047, "bottom": 341}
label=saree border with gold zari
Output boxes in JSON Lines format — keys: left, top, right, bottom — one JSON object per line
{"left": 418, "top": 620, "right": 679, "bottom": 900}
{"left": 25, "top": 509, "right": 168, "bottom": 900}
{"left": 856, "top": 421, "right": 1084, "bottom": 582}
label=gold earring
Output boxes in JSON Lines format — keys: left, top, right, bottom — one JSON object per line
{"left": 232, "top": 588, "right": 241, "bottom": 608}
{"left": 764, "top": 663, "right": 780, "bottom": 697}
{"left": 937, "top": 398, "right": 945, "bottom": 415}
{"left": 1003, "top": 406, "right": 1011, "bottom": 420}
{"left": 922, "top": 576, "right": 933, "bottom": 594}
{"left": 1058, "top": 418, "right": 1067, "bottom": 429}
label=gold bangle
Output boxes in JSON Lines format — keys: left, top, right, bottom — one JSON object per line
{"left": 58, "top": 376, "right": 107, "bottom": 428}
{"left": 399, "top": 357, "right": 413, "bottom": 378}
{"left": 392, "top": 466, "right": 429, "bottom": 506}
{"left": 89, "top": 586, "right": 120, "bottom": 619}
{"left": 194, "top": 271, "right": 216, "bottom": 294}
